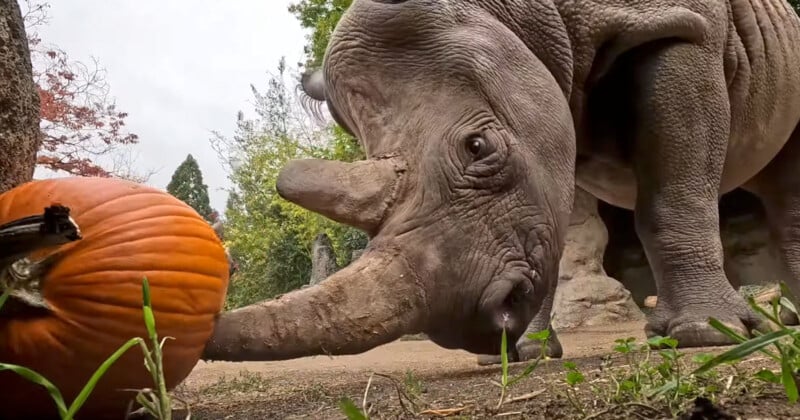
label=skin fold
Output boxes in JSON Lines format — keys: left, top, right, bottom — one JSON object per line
{"left": 202, "top": 0, "right": 800, "bottom": 362}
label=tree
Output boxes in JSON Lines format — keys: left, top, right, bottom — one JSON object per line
{"left": 288, "top": 0, "right": 352, "bottom": 69}
{"left": 20, "top": 1, "right": 150, "bottom": 180}
{"left": 0, "top": 0, "right": 41, "bottom": 193}
{"left": 166, "top": 154, "right": 214, "bottom": 221}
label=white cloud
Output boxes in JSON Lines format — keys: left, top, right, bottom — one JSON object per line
{"left": 34, "top": 0, "right": 309, "bottom": 212}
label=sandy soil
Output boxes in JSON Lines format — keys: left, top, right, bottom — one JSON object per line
{"left": 174, "top": 321, "right": 800, "bottom": 419}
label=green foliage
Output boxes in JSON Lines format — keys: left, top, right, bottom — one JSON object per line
{"left": 166, "top": 154, "right": 215, "bottom": 221}
{"left": 288, "top": 0, "right": 353, "bottom": 68}
{"left": 135, "top": 277, "right": 174, "bottom": 419}
{"left": 791, "top": 0, "right": 799, "bottom": 14}
{"left": 338, "top": 397, "right": 368, "bottom": 420}
{"left": 213, "top": 58, "right": 367, "bottom": 309}
{"left": 494, "top": 328, "right": 551, "bottom": 408}
{"left": 543, "top": 334, "right": 758, "bottom": 418}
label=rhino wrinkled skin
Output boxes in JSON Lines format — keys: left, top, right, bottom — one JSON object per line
{"left": 201, "top": 0, "right": 800, "bottom": 363}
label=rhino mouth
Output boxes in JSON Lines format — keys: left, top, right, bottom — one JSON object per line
{"left": 493, "top": 272, "right": 537, "bottom": 338}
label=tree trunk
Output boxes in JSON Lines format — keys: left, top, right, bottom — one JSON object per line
{"left": 309, "top": 233, "right": 337, "bottom": 285}
{"left": 0, "top": 0, "right": 41, "bottom": 193}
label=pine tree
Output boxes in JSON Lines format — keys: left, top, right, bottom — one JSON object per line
{"left": 167, "top": 154, "right": 214, "bottom": 221}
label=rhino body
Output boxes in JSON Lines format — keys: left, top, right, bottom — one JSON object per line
{"left": 202, "top": 0, "right": 800, "bottom": 362}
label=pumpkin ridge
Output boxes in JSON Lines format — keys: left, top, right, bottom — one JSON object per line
{"left": 61, "top": 203, "right": 205, "bottom": 243}
{"left": 64, "top": 227, "right": 223, "bottom": 257}
{"left": 46, "top": 254, "right": 228, "bottom": 283}
{"left": 53, "top": 282, "right": 227, "bottom": 316}
{"left": 90, "top": 212, "right": 215, "bottom": 235}
{"left": 25, "top": 314, "right": 212, "bottom": 357}
{"left": 60, "top": 190, "right": 180, "bottom": 220}
{"left": 60, "top": 237, "right": 224, "bottom": 266}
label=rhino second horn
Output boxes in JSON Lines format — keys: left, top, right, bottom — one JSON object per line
{"left": 276, "top": 157, "right": 407, "bottom": 235}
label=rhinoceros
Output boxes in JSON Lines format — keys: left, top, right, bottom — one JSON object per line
{"left": 201, "top": 0, "right": 800, "bottom": 363}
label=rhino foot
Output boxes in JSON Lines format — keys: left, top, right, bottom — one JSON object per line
{"left": 475, "top": 328, "right": 562, "bottom": 366}
{"left": 644, "top": 294, "right": 767, "bottom": 348}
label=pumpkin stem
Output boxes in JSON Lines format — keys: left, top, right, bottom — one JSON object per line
{"left": 0, "top": 205, "right": 82, "bottom": 309}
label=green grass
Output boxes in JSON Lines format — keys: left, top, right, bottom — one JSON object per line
{"left": 336, "top": 285, "right": 800, "bottom": 418}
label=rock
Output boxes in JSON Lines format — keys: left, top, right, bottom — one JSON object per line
{"left": 552, "top": 188, "right": 645, "bottom": 330}
{"left": 309, "top": 233, "right": 338, "bottom": 285}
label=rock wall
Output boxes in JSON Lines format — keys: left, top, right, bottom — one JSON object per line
{"left": 551, "top": 187, "right": 644, "bottom": 330}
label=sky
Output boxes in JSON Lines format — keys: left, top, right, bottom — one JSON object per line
{"left": 32, "top": 0, "right": 309, "bottom": 212}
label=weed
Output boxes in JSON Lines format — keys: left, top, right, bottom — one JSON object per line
{"left": 494, "top": 327, "right": 551, "bottom": 408}
{"left": 403, "top": 369, "right": 425, "bottom": 397}
{"left": 339, "top": 397, "right": 368, "bottom": 420}
{"left": 554, "top": 334, "right": 761, "bottom": 418}
{"left": 128, "top": 277, "right": 176, "bottom": 419}
{"left": 563, "top": 361, "right": 586, "bottom": 416}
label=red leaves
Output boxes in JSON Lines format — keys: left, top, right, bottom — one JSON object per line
{"left": 24, "top": 1, "right": 139, "bottom": 178}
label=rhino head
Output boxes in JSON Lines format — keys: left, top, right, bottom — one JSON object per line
{"left": 202, "top": 0, "right": 576, "bottom": 361}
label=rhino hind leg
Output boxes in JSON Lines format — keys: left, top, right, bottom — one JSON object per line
{"left": 627, "top": 42, "right": 765, "bottom": 347}
{"left": 745, "top": 123, "right": 800, "bottom": 324}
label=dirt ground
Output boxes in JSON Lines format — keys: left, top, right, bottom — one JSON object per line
{"left": 174, "top": 320, "right": 800, "bottom": 419}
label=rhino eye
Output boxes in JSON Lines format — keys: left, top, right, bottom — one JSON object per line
{"left": 466, "top": 136, "right": 486, "bottom": 157}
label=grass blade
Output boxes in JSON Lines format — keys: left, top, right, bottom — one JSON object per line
{"left": 65, "top": 337, "right": 144, "bottom": 418}
{"left": 507, "top": 358, "right": 542, "bottom": 387}
{"left": 707, "top": 318, "right": 748, "bottom": 343}
{"left": 142, "top": 277, "right": 157, "bottom": 337}
{"left": 781, "top": 355, "right": 799, "bottom": 403}
{"left": 0, "top": 290, "right": 9, "bottom": 311}
{"left": 500, "top": 328, "right": 509, "bottom": 386}
{"left": 694, "top": 328, "right": 796, "bottom": 375}
{"left": 707, "top": 317, "right": 780, "bottom": 360}
{"left": 0, "top": 363, "right": 68, "bottom": 418}
{"left": 339, "top": 397, "right": 368, "bottom": 420}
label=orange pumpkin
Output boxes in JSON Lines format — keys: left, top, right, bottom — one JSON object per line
{"left": 0, "top": 177, "right": 230, "bottom": 419}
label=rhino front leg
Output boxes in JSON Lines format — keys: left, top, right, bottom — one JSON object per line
{"left": 630, "top": 42, "right": 762, "bottom": 347}
{"left": 745, "top": 124, "right": 800, "bottom": 316}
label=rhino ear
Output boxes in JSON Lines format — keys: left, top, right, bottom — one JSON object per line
{"left": 300, "top": 69, "right": 326, "bottom": 101}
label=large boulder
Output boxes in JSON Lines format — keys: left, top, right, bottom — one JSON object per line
{"left": 551, "top": 187, "right": 645, "bottom": 330}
